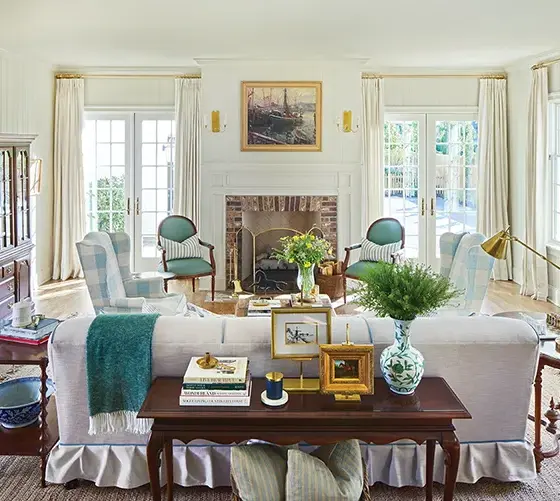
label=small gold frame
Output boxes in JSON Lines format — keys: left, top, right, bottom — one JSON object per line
{"left": 319, "top": 344, "right": 374, "bottom": 402}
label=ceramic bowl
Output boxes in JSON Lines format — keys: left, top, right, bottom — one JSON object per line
{"left": 0, "top": 377, "right": 55, "bottom": 429}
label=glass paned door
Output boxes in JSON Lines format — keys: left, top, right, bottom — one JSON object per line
{"left": 0, "top": 149, "right": 13, "bottom": 250}
{"left": 383, "top": 115, "right": 426, "bottom": 262}
{"left": 134, "top": 114, "right": 175, "bottom": 271}
{"left": 384, "top": 113, "right": 478, "bottom": 270}
{"left": 426, "top": 115, "right": 478, "bottom": 269}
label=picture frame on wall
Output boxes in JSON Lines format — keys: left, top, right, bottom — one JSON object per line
{"left": 271, "top": 307, "right": 332, "bottom": 359}
{"left": 241, "top": 81, "right": 322, "bottom": 152}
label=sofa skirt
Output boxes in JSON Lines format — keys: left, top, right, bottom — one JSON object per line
{"left": 45, "top": 439, "right": 536, "bottom": 489}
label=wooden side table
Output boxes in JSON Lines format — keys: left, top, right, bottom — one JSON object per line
{"left": 139, "top": 377, "right": 471, "bottom": 501}
{"left": 0, "top": 340, "right": 59, "bottom": 487}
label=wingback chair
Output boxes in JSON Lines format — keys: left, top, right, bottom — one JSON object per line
{"left": 437, "top": 231, "right": 495, "bottom": 315}
{"left": 76, "top": 231, "right": 185, "bottom": 315}
{"left": 157, "top": 215, "right": 216, "bottom": 301}
{"left": 342, "top": 217, "right": 405, "bottom": 303}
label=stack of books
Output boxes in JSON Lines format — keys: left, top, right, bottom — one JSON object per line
{"left": 247, "top": 299, "right": 282, "bottom": 317}
{"left": 0, "top": 317, "right": 59, "bottom": 345}
{"left": 179, "top": 356, "right": 251, "bottom": 406}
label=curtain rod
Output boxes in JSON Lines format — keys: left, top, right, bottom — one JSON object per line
{"left": 55, "top": 73, "right": 201, "bottom": 79}
{"left": 362, "top": 73, "right": 506, "bottom": 79}
{"left": 532, "top": 56, "right": 560, "bottom": 70}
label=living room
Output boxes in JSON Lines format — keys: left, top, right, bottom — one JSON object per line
{"left": 1, "top": 1, "right": 560, "bottom": 500}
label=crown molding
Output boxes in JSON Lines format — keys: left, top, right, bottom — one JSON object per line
{"left": 193, "top": 56, "right": 370, "bottom": 66}
{"left": 362, "top": 65, "right": 506, "bottom": 76}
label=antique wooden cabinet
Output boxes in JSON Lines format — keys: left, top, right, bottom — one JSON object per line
{"left": 0, "top": 134, "right": 36, "bottom": 318}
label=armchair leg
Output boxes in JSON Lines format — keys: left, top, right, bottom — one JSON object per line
{"left": 343, "top": 275, "right": 347, "bottom": 304}
{"left": 192, "top": 278, "right": 196, "bottom": 293}
{"left": 163, "top": 279, "right": 169, "bottom": 293}
{"left": 211, "top": 275, "right": 215, "bottom": 302}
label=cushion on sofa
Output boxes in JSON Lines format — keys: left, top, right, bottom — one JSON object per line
{"left": 286, "top": 440, "right": 364, "bottom": 501}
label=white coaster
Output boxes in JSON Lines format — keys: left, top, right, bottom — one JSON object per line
{"left": 261, "top": 390, "right": 289, "bottom": 407}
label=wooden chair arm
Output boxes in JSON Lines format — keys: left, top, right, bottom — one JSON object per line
{"left": 198, "top": 239, "right": 215, "bottom": 250}
{"left": 343, "top": 243, "right": 362, "bottom": 272}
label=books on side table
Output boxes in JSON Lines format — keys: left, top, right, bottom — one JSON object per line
{"left": 0, "top": 317, "right": 60, "bottom": 345}
{"left": 180, "top": 356, "right": 251, "bottom": 406}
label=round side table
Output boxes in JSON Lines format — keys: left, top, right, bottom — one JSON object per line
{"left": 132, "top": 271, "right": 176, "bottom": 292}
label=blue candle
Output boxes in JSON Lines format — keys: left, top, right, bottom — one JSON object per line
{"left": 265, "top": 372, "right": 283, "bottom": 400}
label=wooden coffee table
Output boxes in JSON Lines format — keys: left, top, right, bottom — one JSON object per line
{"left": 0, "top": 340, "right": 59, "bottom": 487}
{"left": 139, "top": 377, "right": 471, "bottom": 501}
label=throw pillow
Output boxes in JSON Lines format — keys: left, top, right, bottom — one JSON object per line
{"left": 160, "top": 235, "right": 202, "bottom": 260}
{"left": 359, "top": 239, "right": 402, "bottom": 263}
{"left": 231, "top": 444, "right": 289, "bottom": 501}
{"left": 286, "top": 440, "right": 364, "bottom": 501}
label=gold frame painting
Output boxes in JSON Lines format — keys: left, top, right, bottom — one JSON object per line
{"left": 319, "top": 344, "right": 374, "bottom": 397}
{"left": 271, "top": 307, "right": 332, "bottom": 359}
{"left": 241, "top": 81, "right": 322, "bottom": 152}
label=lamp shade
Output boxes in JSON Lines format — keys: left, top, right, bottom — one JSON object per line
{"left": 481, "top": 229, "right": 510, "bottom": 260}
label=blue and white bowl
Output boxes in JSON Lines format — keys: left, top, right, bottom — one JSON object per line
{"left": 0, "top": 377, "right": 55, "bottom": 429}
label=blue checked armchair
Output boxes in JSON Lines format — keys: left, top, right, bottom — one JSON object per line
{"left": 437, "top": 232, "right": 495, "bottom": 316}
{"left": 76, "top": 232, "right": 186, "bottom": 315}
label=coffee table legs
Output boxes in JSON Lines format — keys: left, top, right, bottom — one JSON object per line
{"left": 164, "top": 440, "right": 174, "bottom": 501}
{"left": 147, "top": 431, "right": 164, "bottom": 501}
{"left": 441, "top": 432, "right": 460, "bottom": 501}
{"left": 425, "top": 439, "right": 435, "bottom": 501}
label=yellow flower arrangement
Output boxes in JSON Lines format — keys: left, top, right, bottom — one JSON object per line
{"left": 273, "top": 228, "right": 332, "bottom": 267}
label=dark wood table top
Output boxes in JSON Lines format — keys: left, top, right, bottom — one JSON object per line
{"left": 0, "top": 339, "right": 49, "bottom": 364}
{"left": 139, "top": 377, "right": 471, "bottom": 422}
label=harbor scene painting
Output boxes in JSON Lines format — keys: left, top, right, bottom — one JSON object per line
{"left": 241, "top": 81, "right": 322, "bottom": 151}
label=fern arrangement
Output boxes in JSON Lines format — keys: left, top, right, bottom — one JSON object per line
{"left": 353, "top": 261, "right": 461, "bottom": 321}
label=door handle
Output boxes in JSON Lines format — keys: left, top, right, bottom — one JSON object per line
{"left": 430, "top": 197, "right": 435, "bottom": 216}
{"left": 127, "top": 197, "right": 131, "bottom": 215}
{"left": 421, "top": 198, "right": 425, "bottom": 216}
{"left": 135, "top": 197, "right": 140, "bottom": 216}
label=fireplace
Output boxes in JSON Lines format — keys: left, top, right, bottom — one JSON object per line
{"left": 226, "top": 196, "right": 337, "bottom": 292}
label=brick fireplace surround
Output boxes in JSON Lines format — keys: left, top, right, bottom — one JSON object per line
{"left": 225, "top": 195, "right": 338, "bottom": 287}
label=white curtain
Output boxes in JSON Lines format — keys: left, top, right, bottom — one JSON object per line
{"left": 362, "top": 77, "right": 384, "bottom": 232}
{"left": 521, "top": 67, "right": 550, "bottom": 299}
{"left": 477, "top": 78, "right": 512, "bottom": 280}
{"left": 52, "top": 78, "right": 86, "bottom": 280}
{"left": 174, "top": 78, "right": 201, "bottom": 226}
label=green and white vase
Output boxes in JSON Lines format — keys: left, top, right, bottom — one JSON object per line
{"left": 380, "top": 318, "right": 425, "bottom": 395}
{"left": 296, "top": 263, "right": 316, "bottom": 300}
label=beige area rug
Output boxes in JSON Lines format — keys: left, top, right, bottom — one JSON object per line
{"left": 0, "top": 367, "right": 558, "bottom": 500}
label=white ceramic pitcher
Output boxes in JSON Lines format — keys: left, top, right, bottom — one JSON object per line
{"left": 11, "top": 298, "right": 34, "bottom": 328}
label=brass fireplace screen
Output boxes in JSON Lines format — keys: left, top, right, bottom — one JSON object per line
{"left": 229, "top": 225, "right": 324, "bottom": 294}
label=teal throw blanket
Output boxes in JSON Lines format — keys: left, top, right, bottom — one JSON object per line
{"left": 86, "top": 313, "right": 160, "bottom": 435}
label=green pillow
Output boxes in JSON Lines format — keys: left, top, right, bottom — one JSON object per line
{"left": 231, "top": 444, "right": 289, "bottom": 501}
{"left": 286, "top": 440, "right": 364, "bottom": 501}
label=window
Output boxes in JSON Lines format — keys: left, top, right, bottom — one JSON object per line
{"left": 551, "top": 102, "right": 560, "bottom": 242}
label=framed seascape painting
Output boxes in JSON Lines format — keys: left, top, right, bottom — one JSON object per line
{"left": 241, "top": 81, "right": 322, "bottom": 152}
{"left": 271, "top": 307, "right": 332, "bottom": 359}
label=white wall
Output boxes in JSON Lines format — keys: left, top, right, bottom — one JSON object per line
{"left": 384, "top": 77, "right": 479, "bottom": 107}
{"left": 0, "top": 50, "right": 54, "bottom": 286}
{"left": 84, "top": 77, "right": 175, "bottom": 108}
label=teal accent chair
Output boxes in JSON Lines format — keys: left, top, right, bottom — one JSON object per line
{"left": 342, "top": 217, "right": 405, "bottom": 303}
{"left": 157, "top": 215, "right": 216, "bottom": 301}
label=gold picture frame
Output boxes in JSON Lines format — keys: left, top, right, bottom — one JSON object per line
{"left": 241, "top": 81, "right": 322, "bottom": 152}
{"left": 271, "top": 307, "right": 332, "bottom": 359}
{"left": 319, "top": 344, "right": 374, "bottom": 401}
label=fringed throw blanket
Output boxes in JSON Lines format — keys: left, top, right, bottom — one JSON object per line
{"left": 86, "top": 313, "right": 160, "bottom": 435}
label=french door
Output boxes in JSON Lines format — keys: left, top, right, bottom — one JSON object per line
{"left": 384, "top": 113, "right": 478, "bottom": 270}
{"left": 83, "top": 112, "right": 175, "bottom": 271}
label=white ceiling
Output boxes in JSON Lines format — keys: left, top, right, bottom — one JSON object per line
{"left": 1, "top": 0, "right": 559, "bottom": 68}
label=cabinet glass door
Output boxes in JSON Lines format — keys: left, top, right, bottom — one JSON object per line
{"left": 0, "top": 148, "right": 13, "bottom": 250}
{"left": 15, "top": 147, "right": 31, "bottom": 244}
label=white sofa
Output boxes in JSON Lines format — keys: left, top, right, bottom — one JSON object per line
{"left": 46, "top": 315, "right": 539, "bottom": 488}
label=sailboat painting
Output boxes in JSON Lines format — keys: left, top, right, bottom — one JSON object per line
{"left": 241, "top": 81, "right": 322, "bottom": 151}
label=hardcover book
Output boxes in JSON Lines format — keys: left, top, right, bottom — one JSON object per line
{"left": 183, "top": 357, "right": 249, "bottom": 384}
{"left": 179, "top": 380, "right": 252, "bottom": 407}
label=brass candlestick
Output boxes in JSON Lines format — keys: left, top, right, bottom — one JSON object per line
{"left": 196, "top": 352, "right": 218, "bottom": 369}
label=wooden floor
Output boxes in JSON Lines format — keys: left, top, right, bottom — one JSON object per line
{"left": 33, "top": 278, "right": 560, "bottom": 319}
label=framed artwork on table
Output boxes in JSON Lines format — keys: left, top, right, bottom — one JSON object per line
{"left": 241, "top": 81, "right": 322, "bottom": 152}
{"left": 271, "top": 307, "right": 331, "bottom": 359}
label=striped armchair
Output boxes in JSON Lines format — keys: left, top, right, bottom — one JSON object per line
{"left": 76, "top": 232, "right": 185, "bottom": 315}
{"left": 437, "top": 232, "right": 495, "bottom": 316}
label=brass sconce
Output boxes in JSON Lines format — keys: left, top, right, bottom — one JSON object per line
{"left": 205, "top": 111, "right": 227, "bottom": 133}
{"left": 337, "top": 110, "right": 359, "bottom": 133}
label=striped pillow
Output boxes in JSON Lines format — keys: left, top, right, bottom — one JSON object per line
{"left": 359, "top": 239, "right": 402, "bottom": 263}
{"left": 286, "top": 440, "right": 363, "bottom": 501}
{"left": 160, "top": 235, "right": 202, "bottom": 260}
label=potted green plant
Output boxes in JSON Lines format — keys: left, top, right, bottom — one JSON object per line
{"left": 273, "top": 229, "right": 332, "bottom": 301}
{"left": 353, "top": 261, "right": 460, "bottom": 394}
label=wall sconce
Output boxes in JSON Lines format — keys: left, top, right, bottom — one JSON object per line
{"left": 336, "top": 110, "right": 359, "bottom": 133}
{"left": 204, "top": 111, "right": 227, "bottom": 133}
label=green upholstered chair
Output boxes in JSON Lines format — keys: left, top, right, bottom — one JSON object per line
{"left": 342, "top": 217, "right": 405, "bottom": 303}
{"left": 157, "top": 215, "right": 216, "bottom": 301}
